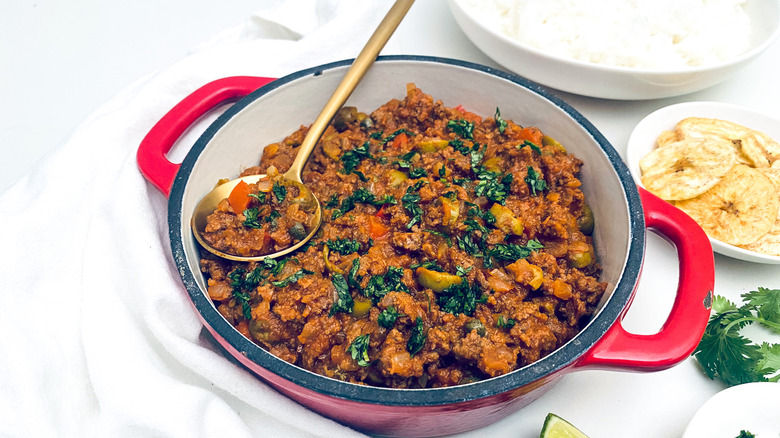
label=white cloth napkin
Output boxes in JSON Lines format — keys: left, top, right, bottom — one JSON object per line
{"left": 0, "top": 1, "right": 398, "bottom": 436}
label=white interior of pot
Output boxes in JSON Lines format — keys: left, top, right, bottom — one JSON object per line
{"left": 177, "top": 59, "right": 631, "bottom": 328}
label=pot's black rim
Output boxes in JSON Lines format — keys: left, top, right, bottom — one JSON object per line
{"left": 168, "top": 55, "right": 645, "bottom": 406}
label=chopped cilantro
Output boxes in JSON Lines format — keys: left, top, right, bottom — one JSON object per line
{"left": 407, "top": 317, "right": 426, "bottom": 356}
{"left": 364, "top": 266, "right": 408, "bottom": 303}
{"left": 332, "top": 188, "right": 396, "bottom": 220}
{"left": 233, "top": 290, "right": 252, "bottom": 320}
{"left": 408, "top": 167, "right": 428, "bottom": 179}
{"left": 487, "top": 239, "right": 544, "bottom": 263}
{"left": 437, "top": 279, "right": 482, "bottom": 316}
{"left": 494, "top": 107, "right": 508, "bottom": 134}
{"left": 340, "top": 141, "right": 372, "bottom": 175}
{"left": 249, "top": 192, "right": 266, "bottom": 204}
{"left": 381, "top": 128, "right": 415, "bottom": 145}
{"left": 378, "top": 306, "right": 401, "bottom": 329}
{"left": 369, "top": 131, "right": 384, "bottom": 140}
{"left": 271, "top": 269, "right": 314, "bottom": 288}
{"left": 464, "top": 218, "right": 489, "bottom": 235}
{"left": 525, "top": 166, "right": 547, "bottom": 196}
{"left": 242, "top": 208, "right": 262, "bottom": 229}
{"left": 425, "top": 229, "right": 452, "bottom": 246}
{"left": 394, "top": 150, "right": 417, "bottom": 170}
{"left": 264, "top": 210, "right": 282, "bottom": 228}
{"left": 372, "top": 194, "right": 397, "bottom": 206}
{"left": 449, "top": 139, "right": 472, "bottom": 155}
{"left": 457, "top": 234, "right": 483, "bottom": 257}
{"left": 324, "top": 195, "right": 340, "bottom": 209}
{"left": 470, "top": 143, "right": 486, "bottom": 170}
{"left": 474, "top": 170, "right": 512, "bottom": 205}
{"left": 447, "top": 119, "right": 475, "bottom": 140}
{"left": 452, "top": 177, "right": 469, "bottom": 186}
{"left": 496, "top": 315, "right": 516, "bottom": 329}
{"left": 401, "top": 182, "right": 425, "bottom": 230}
{"left": 455, "top": 266, "right": 473, "bottom": 277}
{"left": 272, "top": 181, "right": 287, "bottom": 203}
{"left": 519, "top": 140, "right": 542, "bottom": 154}
{"left": 466, "top": 204, "right": 496, "bottom": 225}
{"left": 326, "top": 238, "right": 361, "bottom": 255}
{"left": 228, "top": 267, "right": 267, "bottom": 320}
{"left": 347, "top": 258, "right": 362, "bottom": 290}
{"left": 348, "top": 334, "right": 371, "bottom": 366}
{"left": 329, "top": 272, "right": 354, "bottom": 316}
{"left": 410, "top": 260, "right": 445, "bottom": 271}
{"left": 264, "top": 257, "right": 286, "bottom": 277}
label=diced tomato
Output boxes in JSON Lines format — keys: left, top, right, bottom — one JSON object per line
{"left": 375, "top": 204, "right": 388, "bottom": 218}
{"left": 228, "top": 180, "right": 252, "bottom": 213}
{"left": 518, "top": 127, "right": 543, "bottom": 146}
{"left": 454, "top": 105, "right": 482, "bottom": 123}
{"left": 391, "top": 132, "right": 409, "bottom": 148}
{"left": 368, "top": 215, "right": 390, "bottom": 239}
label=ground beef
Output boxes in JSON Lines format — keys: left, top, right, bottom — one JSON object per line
{"left": 198, "top": 84, "right": 606, "bottom": 388}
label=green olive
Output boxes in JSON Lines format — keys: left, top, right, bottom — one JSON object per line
{"left": 542, "top": 134, "right": 566, "bottom": 152}
{"left": 289, "top": 222, "right": 307, "bottom": 240}
{"left": 387, "top": 169, "right": 409, "bottom": 188}
{"left": 464, "top": 319, "right": 486, "bottom": 337}
{"left": 577, "top": 203, "right": 595, "bottom": 235}
{"left": 568, "top": 249, "right": 593, "bottom": 268}
{"left": 416, "top": 267, "right": 463, "bottom": 293}
{"left": 352, "top": 297, "right": 372, "bottom": 318}
{"left": 489, "top": 203, "right": 524, "bottom": 236}
{"left": 249, "top": 319, "right": 273, "bottom": 342}
{"left": 359, "top": 115, "right": 374, "bottom": 130}
{"left": 416, "top": 139, "right": 449, "bottom": 153}
{"left": 439, "top": 196, "right": 460, "bottom": 228}
{"left": 333, "top": 106, "right": 357, "bottom": 131}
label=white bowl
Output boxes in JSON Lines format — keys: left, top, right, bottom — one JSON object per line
{"left": 683, "top": 382, "right": 780, "bottom": 438}
{"left": 448, "top": 0, "right": 780, "bottom": 100}
{"left": 626, "top": 101, "right": 780, "bottom": 264}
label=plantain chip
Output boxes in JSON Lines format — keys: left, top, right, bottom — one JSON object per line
{"left": 639, "top": 138, "right": 736, "bottom": 201}
{"left": 740, "top": 132, "right": 780, "bottom": 168}
{"left": 656, "top": 130, "right": 679, "bottom": 148}
{"left": 760, "top": 167, "right": 780, "bottom": 188}
{"left": 740, "top": 214, "right": 780, "bottom": 256}
{"left": 675, "top": 164, "right": 779, "bottom": 246}
{"left": 676, "top": 117, "right": 779, "bottom": 168}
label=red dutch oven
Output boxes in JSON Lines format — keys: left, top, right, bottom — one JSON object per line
{"left": 137, "top": 56, "right": 713, "bottom": 437}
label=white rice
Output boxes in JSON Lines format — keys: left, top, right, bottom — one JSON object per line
{"left": 461, "top": 0, "right": 752, "bottom": 69}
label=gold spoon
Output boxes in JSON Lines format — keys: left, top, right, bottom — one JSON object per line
{"left": 192, "top": 0, "right": 415, "bottom": 262}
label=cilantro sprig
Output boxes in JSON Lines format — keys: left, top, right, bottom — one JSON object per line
{"left": 693, "top": 288, "right": 780, "bottom": 386}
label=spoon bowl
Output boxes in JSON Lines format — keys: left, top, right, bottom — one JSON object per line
{"left": 190, "top": 0, "right": 414, "bottom": 262}
{"left": 191, "top": 174, "right": 322, "bottom": 261}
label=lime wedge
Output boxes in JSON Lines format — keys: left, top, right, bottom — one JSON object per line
{"left": 540, "top": 413, "right": 589, "bottom": 438}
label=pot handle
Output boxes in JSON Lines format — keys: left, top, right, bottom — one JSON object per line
{"left": 136, "top": 76, "right": 276, "bottom": 196}
{"left": 577, "top": 187, "right": 713, "bottom": 371}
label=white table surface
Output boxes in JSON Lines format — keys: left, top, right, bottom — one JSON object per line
{"left": 2, "top": 0, "right": 778, "bottom": 437}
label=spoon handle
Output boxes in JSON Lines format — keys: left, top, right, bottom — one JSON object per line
{"left": 285, "top": 0, "right": 415, "bottom": 182}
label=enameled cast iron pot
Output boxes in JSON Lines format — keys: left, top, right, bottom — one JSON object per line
{"left": 137, "top": 56, "right": 714, "bottom": 437}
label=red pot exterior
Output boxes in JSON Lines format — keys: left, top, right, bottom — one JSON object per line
{"left": 138, "top": 57, "right": 714, "bottom": 436}
{"left": 206, "top": 319, "right": 562, "bottom": 436}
